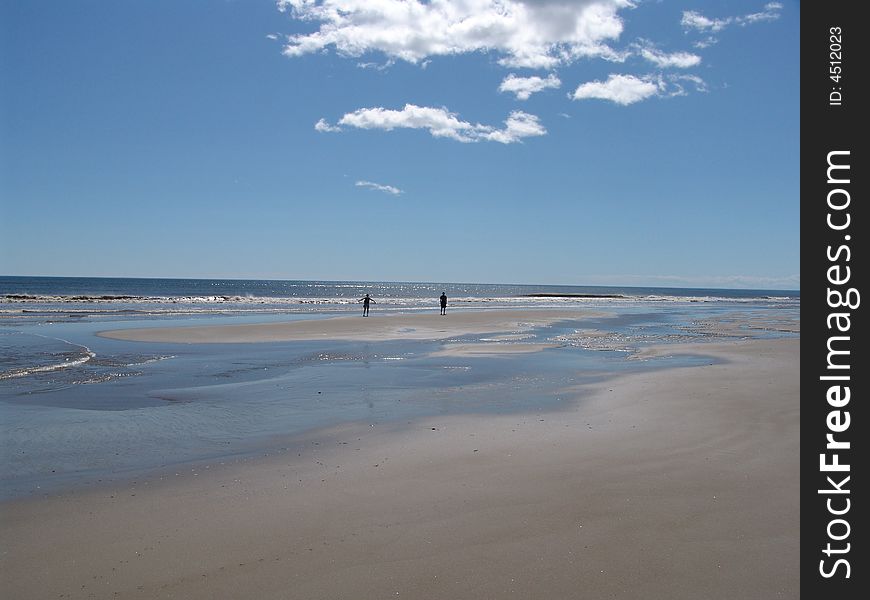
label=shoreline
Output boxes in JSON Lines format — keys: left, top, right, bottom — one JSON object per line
{"left": 1, "top": 337, "right": 799, "bottom": 599}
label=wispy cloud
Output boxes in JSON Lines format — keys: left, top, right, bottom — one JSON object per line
{"left": 317, "top": 104, "right": 546, "bottom": 144}
{"left": 356, "top": 59, "right": 395, "bottom": 71}
{"left": 741, "top": 2, "right": 785, "bottom": 25}
{"left": 277, "top": 0, "right": 632, "bottom": 70}
{"left": 692, "top": 36, "right": 718, "bottom": 49}
{"left": 681, "top": 11, "right": 731, "bottom": 33}
{"left": 668, "top": 74, "right": 708, "bottom": 96}
{"left": 355, "top": 180, "right": 403, "bottom": 195}
{"left": 499, "top": 73, "right": 561, "bottom": 100}
{"left": 682, "top": 2, "right": 783, "bottom": 46}
{"left": 314, "top": 118, "right": 342, "bottom": 133}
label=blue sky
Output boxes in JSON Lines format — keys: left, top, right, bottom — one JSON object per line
{"left": 1, "top": 0, "right": 799, "bottom": 289}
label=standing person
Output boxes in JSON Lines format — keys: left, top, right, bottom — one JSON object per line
{"left": 358, "top": 293, "right": 375, "bottom": 316}
{"left": 439, "top": 292, "right": 448, "bottom": 315}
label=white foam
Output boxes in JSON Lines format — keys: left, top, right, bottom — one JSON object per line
{"left": 0, "top": 334, "right": 96, "bottom": 380}
{"left": 0, "top": 350, "right": 95, "bottom": 380}
{"left": 1, "top": 292, "right": 800, "bottom": 319}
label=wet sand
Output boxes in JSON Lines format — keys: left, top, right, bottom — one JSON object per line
{"left": 97, "top": 309, "right": 607, "bottom": 343}
{"left": 1, "top": 337, "right": 798, "bottom": 599}
{"left": 431, "top": 342, "right": 558, "bottom": 357}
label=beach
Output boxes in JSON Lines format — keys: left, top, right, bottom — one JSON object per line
{"left": 3, "top": 0, "right": 803, "bottom": 592}
{"left": 1, "top": 307, "right": 799, "bottom": 599}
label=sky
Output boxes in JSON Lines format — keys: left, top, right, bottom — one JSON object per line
{"left": 0, "top": 0, "right": 799, "bottom": 289}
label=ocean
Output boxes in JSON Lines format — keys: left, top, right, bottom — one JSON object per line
{"left": 1, "top": 275, "right": 798, "bottom": 318}
{"left": 0, "top": 276, "right": 799, "bottom": 498}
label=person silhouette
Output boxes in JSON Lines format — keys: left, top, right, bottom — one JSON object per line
{"left": 358, "top": 293, "right": 375, "bottom": 316}
{"left": 439, "top": 292, "right": 448, "bottom": 315}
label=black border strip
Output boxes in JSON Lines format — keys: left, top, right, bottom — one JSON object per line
{"left": 802, "top": 2, "right": 865, "bottom": 596}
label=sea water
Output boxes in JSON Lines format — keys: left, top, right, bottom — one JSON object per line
{"left": 0, "top": 277, "right": 799, "bottom": 498}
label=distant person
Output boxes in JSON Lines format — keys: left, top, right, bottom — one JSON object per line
{"left": 358, "top": 293, "right": 375, "bottom": 316}
{"left": 440, "top": 292, "right": 448, "bottom": 315}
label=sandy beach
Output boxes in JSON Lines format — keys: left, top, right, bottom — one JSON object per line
{"left": 3, "top": 0, "right": 802, "bottom": 594}
{"left": 1, "top": 333, "right": 799, "bottom": 599}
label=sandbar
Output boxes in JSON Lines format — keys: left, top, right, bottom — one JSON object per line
{"left": 97, "top": 309, "right": 606, "bottom": 344}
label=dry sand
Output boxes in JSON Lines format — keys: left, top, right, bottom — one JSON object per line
{"left": 97, "top": 309, "right": 606, "bottom": 344}
{"left": 0, "top": 338, "right": 799, "bottom": 599}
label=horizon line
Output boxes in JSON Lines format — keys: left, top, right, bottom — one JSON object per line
{"left": 0, "top": 274, "right": 801, "bottom": 293}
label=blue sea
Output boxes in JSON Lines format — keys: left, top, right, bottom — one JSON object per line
{"left": 0, "top": 276, "right": 799, "bottom": 499}
{"left": 0, "top": 275, "right": 798, "bottom": 317}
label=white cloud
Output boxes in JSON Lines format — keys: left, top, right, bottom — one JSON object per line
{"left": 486, "top": 110, "right": 549, "bottom": 143}
{"left": 357, "top": 59, "right": 395, "bottom": 71}
{"left": 692, "top": 36, "right": 718, "bottom": 49}
{"left": 265, "top": 33, "right": 280, "bottom": 41}
{"left": 571, "top": 73, "right": 661, "bottom": 105}
{"left": 681, "top": 2, "right": 782, "bottom": 36}
{"left": 742, "top": 2, "right": 784, "bottom": 25}
{"left": 634, "top": 41, "right": 701, "bottom": 68}
{"left": 318, "top": 104, "right": 546, "bottom": 143}
{"left": 355, "top": 180, "right": 403, "bottom": 195}
{"left": 499, "top": 73, "right": 562, "bottom": 100}
{"left": 277, "top": 0, "right": 634, "bottom": 69}
{"left": 669, "top": 74, "right": 708, "bottom": 95}
{"left": 569, "top": 72, "right": 707, "bottom": 104}
{"left": 314, "top": 118, "right": 342, "bottom": 132}
{"left": 680, "top": 11, "right": 731, "bottom": 33}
